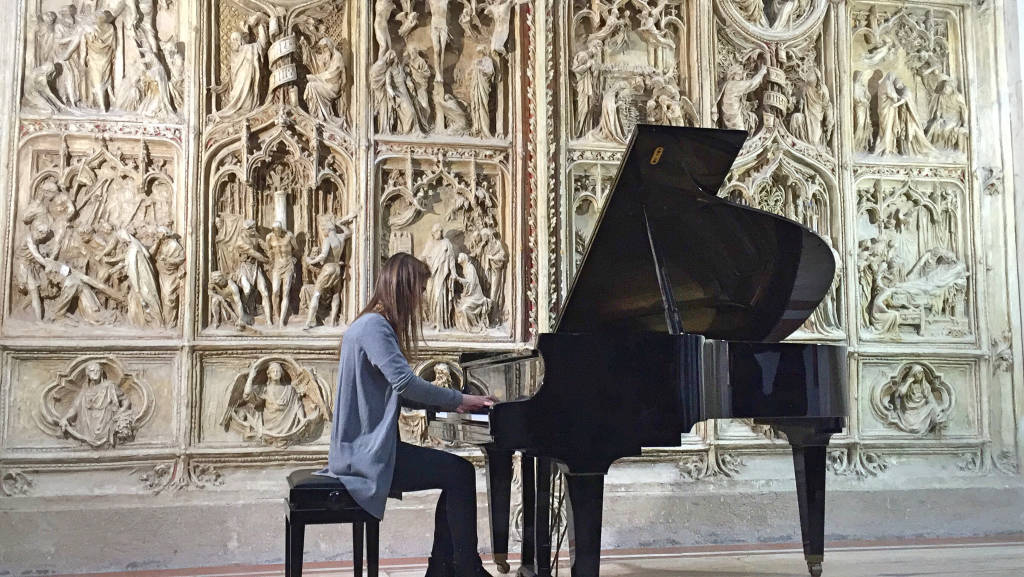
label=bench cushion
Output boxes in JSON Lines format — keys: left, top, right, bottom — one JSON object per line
{"left": 287, "top": 469, "right": 400, "bottom": 511}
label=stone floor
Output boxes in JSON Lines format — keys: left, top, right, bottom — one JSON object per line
{"left": 45, "top": 537, "right": 1024, "bottom": 577}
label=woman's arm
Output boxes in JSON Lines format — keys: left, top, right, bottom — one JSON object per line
{"left": 362, "top": 315, "right": 464, "bottom": 410}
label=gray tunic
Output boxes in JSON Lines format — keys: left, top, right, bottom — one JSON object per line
{"left": 317, "top": 312, "right": 463, "bottom": 519}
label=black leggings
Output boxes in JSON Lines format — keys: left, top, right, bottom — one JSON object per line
{"left": 391, "top": 441, "right": 479, "bottom": 567}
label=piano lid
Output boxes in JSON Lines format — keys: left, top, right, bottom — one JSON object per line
{"left": 555, "top": 125, "right": 837, "bottom": 343}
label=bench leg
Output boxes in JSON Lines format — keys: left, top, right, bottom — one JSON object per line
{"left": 353, "top": 522, "right": 364, "bottom": 577}
{"left": 367, "top": 521, "right": 380, "bottom": 577}
{"left": 285, "top": 516, "right": 291, "bottom": 577}
{"left": 288, "top": 519, "right": 305, "bottom": 577}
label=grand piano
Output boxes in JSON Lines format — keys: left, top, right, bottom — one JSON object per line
{"left": 428, "top": 125, "right": 848, "bottom": 577}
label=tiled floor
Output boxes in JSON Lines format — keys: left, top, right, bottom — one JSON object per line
{"left": 49, "top": 537, "right": 1024, "bottom": 577}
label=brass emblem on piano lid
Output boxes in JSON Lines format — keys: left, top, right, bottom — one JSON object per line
{"left": 650, "top": 146, "right": 664, "bottom": 165}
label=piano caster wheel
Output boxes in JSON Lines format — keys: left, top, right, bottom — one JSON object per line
{"left": 494, "top": 553, "right": 511, "bottom": 574}
{"left": 807, "top": 561, "right": 823, "bottom": 577}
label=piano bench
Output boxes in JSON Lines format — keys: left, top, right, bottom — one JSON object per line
{"left": 285, "top": 469, "right": 401, "bottom": 577}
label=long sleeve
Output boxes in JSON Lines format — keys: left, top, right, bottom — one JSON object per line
{"left": 361, "top": 315, "right": 463, "bottom": 410}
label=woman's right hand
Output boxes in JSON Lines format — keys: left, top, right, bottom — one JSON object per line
{"left": 456, "top": 394, "right": 497, "bottom": 414}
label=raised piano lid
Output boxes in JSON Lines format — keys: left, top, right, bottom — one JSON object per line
{"left": 556, "top": 125, "right": 837, "bottom": 342}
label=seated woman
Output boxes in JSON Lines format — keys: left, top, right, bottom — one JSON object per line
{"left": 318, "top": 252, "right": 496, "bottom": 577}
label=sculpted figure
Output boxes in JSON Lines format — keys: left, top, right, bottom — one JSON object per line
{"left": 852, "top": 70, "right": 873, "bottom": 151}
{"left": 875, "top": 73, "right": 934, "bottom": 156}
{"left": 370, "top": 52, "right": 394, "bottom": 132}
{"left": 374, "top": 0, "right": 396, "bottom": 58}
{"left": 233, "top": 219, "right": 273, "bottom": 326}
{"left": 304, "top": 37, "right": 347, "bottom": 122}
{"left": 84, "top": 10, "right": 116, "bottom": 111}
{"left": 422, "top": 224, "right": 458, "bottom": 330}
{"left": 572, "top": 39, "right": 603, "bottom": 137}
{"left": 468, "top": 46, "right": 496, "bottom": 137}
{"left": 386, "top": 53, "right": 421, "bottom": 134}
{"left": 213, "top": 15, "right": 268, "bottom": 117}
{"left": 484, "top": 0, "right": 525, "bottom": 56}
{"left": 926, "top": 78, "right": 968, "bottom": 151}
{"left": 58, "top": 362, "right": 133, "bottom": 448}
{"left": 636, "top": 0, "right": 675, "bottom": 49}
{"left": 883, "top": 366, "right": 951, "bottom": 435}
{"left": 266, "top": 221, "right": 298, "bottom": 327}
{"left": 439, "top": 92, "right": 470, "bottom": 135}
{"left": 479, "top": 228, "right": 507, "bottom": 324}
{"left": 17, "top": 222, "right": 56, "bottom": 321}
{"left": 35, "top": 11, "right": 58, "bottom": 66}
{"left": 154, "top": 225, "right": 184, "bottom": 328}
{"left": 54, "top": 4, "right": 84, "bottom": 107}
{"left": 428, "top": 0, "right": 451, "bottom": 81}
{"left": 454, "top": 253, "right": 491, "bottom": 332}
{"left": 734, "top": 0, "right": 767, "bottom": 26}
{"left": 717, "top": 63, "right": 767, "bottom": 131}
{"left": 792, "top": 68, "right": 833, "bottom": 149}
{"left": 209, "top": 270, "right": 241, "bottom": 329}
{"left": 397, "top": 0, "right": 419, "bottom": 37}
{"left": 591, "top": 79, "right": 635, "bottom": 144}
{"left": 115, "top": 229, "right": 163, "bottom": 328}
{"left": 227, "top": 361, "right": 331, "bottom": 446}
{"left": 303, "top": 218, "right": 353, "bottom": 329}
{"left": 769, "top": 0, "right": 801, "bottom": 30}
{"left": 406, "top": 48, "right": 433, "bottom": 116}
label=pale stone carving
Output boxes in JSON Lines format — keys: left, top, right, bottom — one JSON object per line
{"left": 304, "top": 38, "right": 349, "bottom": 124}
{"left": 827, "top": 446, "right": 888, "bottom": 478}
{"left": 265, "top": 222, "right": 298, "bottom": 327}
{"left": 8, "top": 137, "right": 179, "bottom": 334}
{"left": 379, "top": 151, "right": 508, "bottom": 335}
{"left": 678, "top": 449, "right": 744, "bottom": 481}
{"left": 852, "top": 70, "right": 873, "bottom": 150}
{"left": 1, "top": 471, "right": 34, "bottom": 496}
{"left": 303, "top": 216, "right": 355, "bottom": 329}
{"left": 400, "top": 361, "right": 462, "bottom": 446}
{"left": 37, "top": 357, "right": 155, "bottom": 448}
{"left": 874, "top": 73, "right": 934, "bottom": 156}
{"left": 871, "top": 362, "right": 955, "bottom": 436}
{"left": 221, "top": 357, "right": 332, "bottom": 446}
{"left": 717, "top": 63, "right": 767, "bottom": 131}
{"left": 856, "top": 176, "right": 971, "bottom": 341}
{"left": 468, "top": 47, "right": 497, "bottom": 137}
{"left": 926, "top": 77, "right": 968, "bottom": 152}
{"left": 23, "top": 0, "right": 182, "bottom": 118}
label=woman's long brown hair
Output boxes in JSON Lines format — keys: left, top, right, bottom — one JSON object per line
{"left": 357, "top": 252, "right": 431, "bottom": 355}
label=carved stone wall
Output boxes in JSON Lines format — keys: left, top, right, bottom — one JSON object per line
{"left": 0, "top": 0, "right": 1022, "bottom": 568}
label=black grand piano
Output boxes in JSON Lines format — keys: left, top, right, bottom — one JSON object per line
{"left": 428, "top": 125, "right": 847, "bottom": 577}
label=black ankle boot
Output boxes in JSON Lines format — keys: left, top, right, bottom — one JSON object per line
{"left": 425, "top": 556, "right": 454, "bottom": 577}
{"left": 452, "top": 556, "right": 493, "bottom": 577}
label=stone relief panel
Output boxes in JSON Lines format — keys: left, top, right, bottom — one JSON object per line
{"left": 377, "top": 147, "right": 512, "bottom": 339}
{"left": 207, "top": 0, "right": 353, "bottom": 127}
{"left": 2, "top": 351, "right": 178, "bottom": 451}
{"left": 220, "top": 356, "right": 332, "bottom": 446}
{"left": 566, "top": 0, "right": 699, "bottom": 145}
{"left": 201, "top": 108, "right": 357, "bottom": 334}
{"left": 370, "top": 0, "right": 525, "bottom": 139}
{"left": 399, "top": 358, "right": 464, "bottom": 446}
{"left": 849, "top": 3, "right": 968, "bottom": 160}
{"left": 4, "top": 134, "right": 183, "bottom": 337}
{"left": 855, "top": 168, "right": 973, "bottom": 342}
{"left": 858, "top": 357, "right": 980, "bottom": 441}
{"left": 565, "top": 150, "right": 620, "bottom": 274}
{"left": 23, "top": 0, "right": 186, "bottom": 119}
{"left": 197, "top": 352, "right": 338, "bottom": 446}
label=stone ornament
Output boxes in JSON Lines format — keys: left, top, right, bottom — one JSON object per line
{"left": 379, "top": 151, "right": 510, "bottom": 335}
{"left": 856, "top": 175, "right": 971, "bottom": 341}
{"left": 399, "top": 359, "right": 465, "bottom": 446}
{"left": 7, "top": 136, "right": 181, "bottom": 335}
{"left": 220, "top": 357, "right": 333, "bottom": 446}
{"left": 36, "top": 356, "right": 156, "bottom": 448}
{"left": 24, "top": 0, "right": 185, "bottom": 118}
{"left": 871, "top": 362, "right": 955, "bottom": 436}
{"left": 851, "top": 6, "right": 968, "bottom": 157}
{"left": 569, "top": 0, "right": 698, "bottom": 144}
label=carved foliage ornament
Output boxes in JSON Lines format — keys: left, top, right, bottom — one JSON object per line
{"left": 37, "top": 356, "right": 156, "bottom": 448}
{"left": 871, "top": 362, "right": 955, "bottom": 436}
{"left": 221, "top": 356, "right": 333, "bottom": 446}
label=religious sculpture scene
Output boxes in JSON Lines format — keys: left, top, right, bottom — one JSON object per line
{"left": 568, "top": 0, "right": 698, "bottom": 144}
{"left": 871, "top": 362, "right": 955, "bottom": 436}
{"left": 210, "top": 0, "right": 352, "bottom": 127}
{"left": 220, "top": 357, "right": 332, "bottom": 446}
{"left": 856, "top": 174, "right": 971, "bottom": 341}
{"left": 23, "top": 0, "right": 185, "bottom": 119}
{"left": 379, "top": 151, "right": 510, "bottom": 335}
{"left": 726, "top": 0, "right": 820, "bottom": 31}
{"left": 36, "top": 356, "right": 155, "bottom": 449}
{"left": 7, "top": 135, "right": 182, "bottom": 335}
{"left": 399, "top": 360, "right": 462, "bottom": 445}
{"left": 370, "top": 0, "right": 524, "bottom": 138}
{"left": 850, "top": 6, "right": 968, "bottom": 157}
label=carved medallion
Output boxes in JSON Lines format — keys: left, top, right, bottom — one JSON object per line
{"left": 871, "top": 362, "right": 955, "bottom": 435}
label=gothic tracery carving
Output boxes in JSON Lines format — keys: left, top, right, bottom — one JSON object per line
{"left": 871, "top": 362, "right": 955, "bottom": 435}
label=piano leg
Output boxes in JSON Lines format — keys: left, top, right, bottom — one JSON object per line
{"left": 534, "top": 457, "right": 554, "bottom": 577}
{"left": 518, "top": 456, "right": 536, "bottom": 577}
{"left": 771, "top": 420, "right": 842, "bottom": 577}
{"left": 485, "top": 448, "right": 514, "bottom": 574}
{"left": 564, "top": 473, "right": 604, "bottom": 577}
